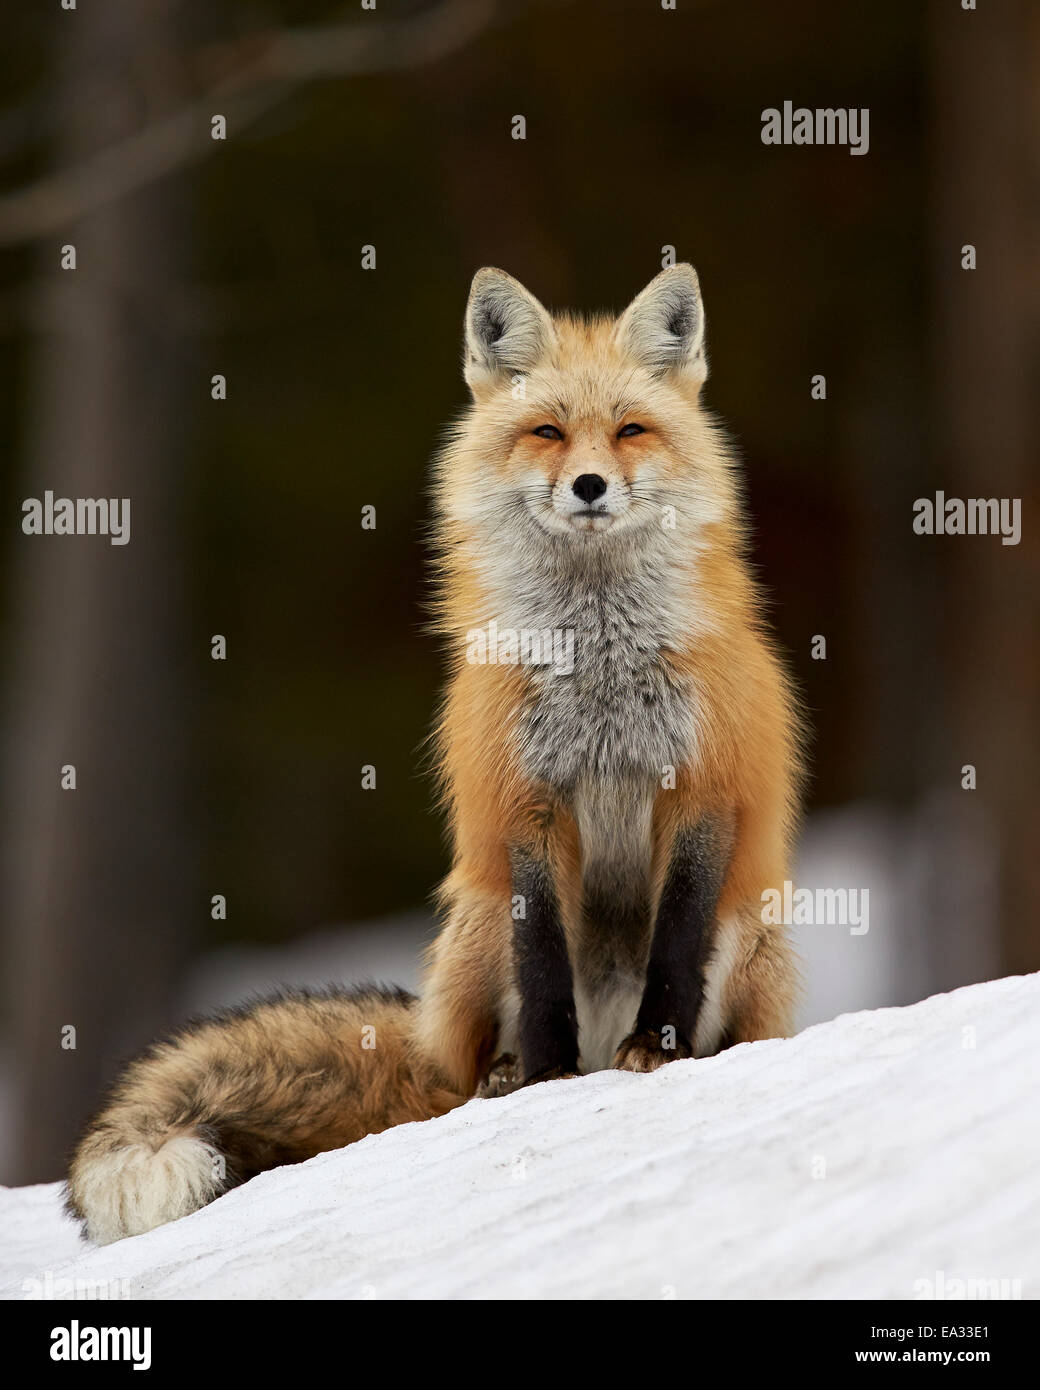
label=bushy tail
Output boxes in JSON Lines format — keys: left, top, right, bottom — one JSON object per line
{"left": 65, "top": 986, "right": 465, "bottom": 1245}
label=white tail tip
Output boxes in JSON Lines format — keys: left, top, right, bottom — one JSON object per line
{"left": 73, "top": 1135, "right": 226, "bottom": 1245}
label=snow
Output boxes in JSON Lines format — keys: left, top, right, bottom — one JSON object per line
{"left": 2, "top": 972, "right": 1036, "bottom": 1300}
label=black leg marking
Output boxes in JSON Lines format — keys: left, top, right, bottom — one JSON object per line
{"left": 511, "top": 849, "right": 579, "bottom": 1081}
{"left": 626, "top": 817, "right": 731, "bottom": 1062}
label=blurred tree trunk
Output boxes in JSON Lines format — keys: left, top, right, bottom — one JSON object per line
{"left": 928, "top": 0, "right": 1040, "bottom": 979}
{"left": 1, "top": 0, "right": 192, "bottom": 1182}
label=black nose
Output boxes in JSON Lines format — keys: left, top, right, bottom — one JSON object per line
{"left": 572, "top": 474, "right": 607, "bottom": 504}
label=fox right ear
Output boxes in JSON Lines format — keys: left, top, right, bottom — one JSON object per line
{"left": 463, "top": 268, "right": 555, "bottom": 392}
{"left": 615, "top": 263, "right": 707, "bottom": 388}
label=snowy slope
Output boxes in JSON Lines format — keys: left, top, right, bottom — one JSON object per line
{"left": 2, "top": 973, "right": 1037, "bottom": 1300}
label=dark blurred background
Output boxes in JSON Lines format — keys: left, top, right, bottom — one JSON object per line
{"left": 0, "top": 0, "right": 1036, "bottom": 1183}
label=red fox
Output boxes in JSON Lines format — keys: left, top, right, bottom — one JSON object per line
{"left": 66, "top": 264, "right": 803, "bottom": 1244}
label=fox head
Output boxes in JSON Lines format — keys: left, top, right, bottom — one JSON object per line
{"left": 436, "top": 265, "right": 739, "bottom": 559}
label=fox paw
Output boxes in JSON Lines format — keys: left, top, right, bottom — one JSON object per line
{"left": 522, "top": 1066, "right": 581, "bottom": 1086}
{"left": 476, "top": 1054, "right": 522, "bottom": 1098}
{"left": 612, "top": 1029, "right": 692, "bottom": 1074}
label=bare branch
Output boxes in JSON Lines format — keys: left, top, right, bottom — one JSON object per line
{"left": 0, "top": 0, "right": 504, "bottom": 248}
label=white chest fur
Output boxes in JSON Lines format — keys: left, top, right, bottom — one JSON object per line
{"left": 498, "top": 546, "right": 699, "bottom": 792}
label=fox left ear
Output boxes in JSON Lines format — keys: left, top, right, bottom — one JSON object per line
{"left": 615, "top": 264, "right": 707, "bottom": 386}
{"left": 463, "top": 267, "right": 555, "bottom": 393}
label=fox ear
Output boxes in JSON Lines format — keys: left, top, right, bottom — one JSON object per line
{"left": 464, "top": 268, "right": 555, "bottom": 391}
{"left": 616, "top": 264, "right": 707, "bottom": 386}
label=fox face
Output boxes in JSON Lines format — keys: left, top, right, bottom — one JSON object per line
{"left": 436, "top": 265, "right": 739, "bottom": 557}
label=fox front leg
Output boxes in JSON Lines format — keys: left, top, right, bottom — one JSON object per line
{"left": 510, "top": 848, "right": 580, "bottom": 1084}
{"left": 613, "top": 817, "right": 730, "bottom": 1073}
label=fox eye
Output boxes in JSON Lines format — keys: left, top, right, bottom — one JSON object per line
{"left": 533, "top": 424, "right": 564, "bottom": 441}
{"left": 617, "top": 423, "right": 645, "bottom": 438}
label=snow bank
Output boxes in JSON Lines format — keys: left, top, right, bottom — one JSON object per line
{"left": 2, "top": 973, "right": 1037, "bottom": 1300}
